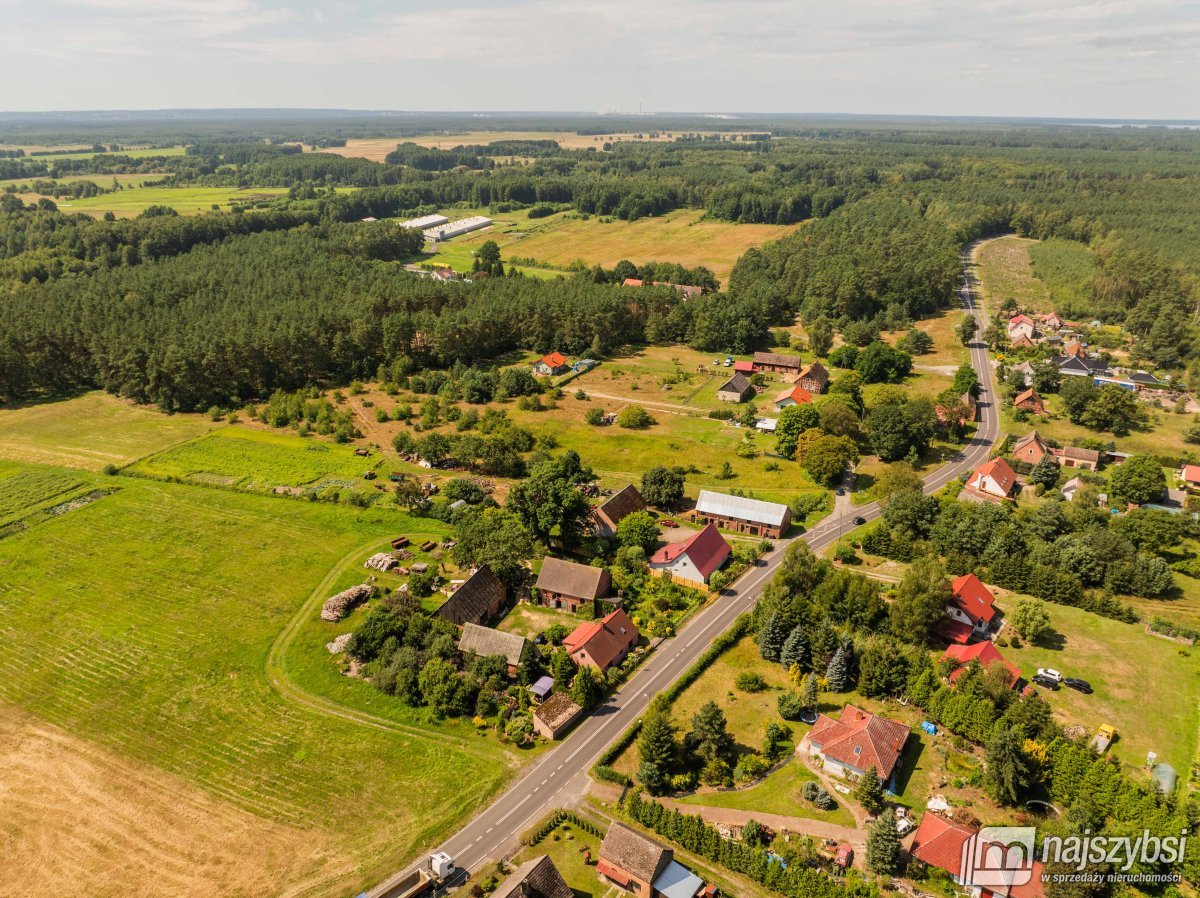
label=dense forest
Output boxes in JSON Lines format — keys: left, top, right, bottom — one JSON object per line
{"left": 3, "top": 121, "right": 1200, "bottom": 407}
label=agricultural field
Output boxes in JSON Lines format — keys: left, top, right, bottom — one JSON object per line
{"left": 0, "top": 145, "right": 187, "bottom": 162}
{"left": 127, "top": 426, "right": 380, "bottom": 494}
{"left": 419, "top": 207, "right": 799, "bottom": 284}
{"left": 0, "top": 464, "right": 514, "bottom": 898}
{"left": 0, "top": 392, "right": 217, "bottom": 471}
{"left": 0, "top": 172, "right": 158, "bottom": 191}
{"left": 0, "top": 466, "right": 86, "bottom": 528}
{"left": 56, "top": 184, "right": 290, "bottom": 217}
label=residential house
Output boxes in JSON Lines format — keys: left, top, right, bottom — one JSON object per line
{"left": 1061, "top": 338, "right": 1087, "bottom": 358}
{"left": 430, "top": 267, "right": 457, "bottom": 282}
{"left": 1057, "top": 446, "right": 1100, "bottom": 471}
{"left": 797, "top": 361, "right": 830, "bottom": 395}
{"left": 1061, "top": 476, "right": 1085, "bottom": 502}
{"left": 532, "top": 692, "right": 584, "bottom": 740}
{"left": 693, "top": 489, "right": 792, "bottom": 538}
{"left": 1053, "top": 355, "right": 1108, "bottom": 378}
{"left": 1013, "top": 388, "right": 1046, "bottom": 415}
{"left": 1039, "top": 312, "right": 1064, "bottom": 330}
{"left": 437, "top": 565, "right": 507, "bottom": 627}
{"left": 533, "top": 352, "right": 570, "bottom": 377}
{"left": 535, "top": 557, "right": 613, "bottom": 612}
{"left": 936, "top": 392, "right": 978, "bottom": 428}
{"left": 752, "top": 351, "right": 805, "bottom": 376}
{"left": 716, "top": 372, "right": 754, "bottom": 403}
{"left": 807, "top": 704, "right": 910, "bottom": 782}
{"left": 1011, "top": 431, "right": 1049, "bottom": 466}
{"left": 564, "top": 608, "right": 639, "bottom": 672}
{"left": 941, "top": 641, "right": 1020, "bottom": 689}
{"left": 1007, "top": 317, "right": 1038, "bottom": 344}
{"left": 1129, "top": 371, "right": 1164, "bottom": 390}
{"left": 493, "top": 855, "right": 573, "bottom": 898}
{"left": 598, "top": 823, "right": 705, "bottom": 898}
{"left": 648, "top": 523, "right": 732, "bottom": 586}
{"left": 1010, "top": 360, "right": 1034, "bottom": 387}
{"left": 909, "top": 814, "right": 1045, "bottom": 898}
{"left": 1009, "top": 334, "right": 1037, "bottom": 351}
{"left": 773, "top": 384, "right": 813, "bottom": 411}
{"left": 943, "top": 573, "right": 997, "bottom": 643}
{"left": 1181, "top": 464, "right": 1200, "bottom": 492}
{"left": 594, "top": 484, "right": 649, "bottom": 538}
{"left": 457, "top": 623, "right": 529, "bottom": 675}
{"left": 963, "top": 457, "right": 1018, "bottom": 502}
{"left": 732, "top": 360, "right": 755, "bottom": 374}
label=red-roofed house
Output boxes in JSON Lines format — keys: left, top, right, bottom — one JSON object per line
{"left": 1013, "top": 389, "right": 1046, "bottom": 415}
{"left": 533, "top": 352, "right": 570, "bottom": 377}
{"left": 648, "top": 523, "right": 732, "bottom": 587}
{"left": 806, "top": 704, "right": 910, "bottom": 782}
{"left": 909, "top": 814, "right": 1045, "bottom": 898}
{"left": 945, "top": 573, "right": 997, "bottom": 641}
{"left": 941, "top": 641, "right": 1020, "bottom": 689}
{"left": 1011, "top": 431, "right": 1049, "bottom": 466}
{"left": 564, "top": 608, "right": 639, "bottom": 672}
{"left": 733, "top": 360, "right": 755, "bottom": 374}
{"left": 773, "top": 384, "right": 813, "bottom": 411}
{"left": 963, "top": 458, "right": 1017, "bottom": 502}
{"left": 1181, "top": 464, "right": 1200, "bottom": 492}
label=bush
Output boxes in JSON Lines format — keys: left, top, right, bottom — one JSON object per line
{"left": 735, "top": 671, "right": 767, "bottom": 692}
{"left": 735, "top": 754, "right": 771, "bottom": 782}
{"left": 777, "top": 691, "right": 805, "bottom": 720}
{"left": 102, "top": 463, "right": 119, "bottom": 476}
{"left": 617, "top": 405, "right": 656, "bottom": 429}
{"left": 812, "top": 787, "right": 835, "bottom": 810}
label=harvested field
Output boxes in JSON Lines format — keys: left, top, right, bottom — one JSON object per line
{"left": 0, "top": 392, "right": 217, "bottom": 471}
{"left": 0, "top": 705, "right": 340, "bottom": 898}
{"left": 317, "top": 131, "right": 764, "bottom": 160}
{"left": 976, "top": 236, "right": 1050, "bottom": 311}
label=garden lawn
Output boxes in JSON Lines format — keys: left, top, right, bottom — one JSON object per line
{"left": 1003, "top": 600, "right": 1200, "bottom": 773}
{"left": 0, "top": 392, "right": 218, "bottom": 471}
{"left": 0, "top": 464, "right": 514, "bottom": 897}
{"left": 676, "top": 758, "right": 855, "bottom": 827}
{"left": 511, "top": 822, "right": 606, "bottom": 898}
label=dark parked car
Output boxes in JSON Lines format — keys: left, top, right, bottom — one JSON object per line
{"left": 1032, "top": 674, "right": 1060, "bottom": 689}
{"left": 852, "top": 516, "right": 867, "bottom": 526}
{"left": 1064, "top": 677, "right": 1093, "bottom": 694}
{"left": 836, "top": 488, "right": 846, "bottom": 496}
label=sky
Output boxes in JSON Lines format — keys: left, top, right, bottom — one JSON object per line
{"left": 2, "top": 0, "right": 1199, "bottom": 119}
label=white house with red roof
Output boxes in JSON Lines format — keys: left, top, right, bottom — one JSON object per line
{"left": 941, "top": 641, "right": 1020, "bottom": 689}
{"left": 772, "top": 384, "right": 813, "bottom": 411}
{"left": 963, "top": 458, "right": 1018, "bottom": 502}
{"left": 806, "top": 704, "right": 910, "bottom": 782}
{"left": 648, "top": 523, "right": 732, "bottom": 587}
{"left": 1181, "top": 464, "right": 1200, "bottom": 492}
{"left": 909, "top": 814, "right": 1045, "bottom": 898}
{"left": 533, "top": 352, "right": 570, "bottom": 377}
{"left": 942, "top": 573, "right": 997, "bottom": 643}
{"left": 563, "top": 608, "right": 639, "bottom": 672}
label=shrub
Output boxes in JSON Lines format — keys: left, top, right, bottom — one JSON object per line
{"left": 735, "top": 754, "right": 770, "bottom": 782}
{"left": 735, "top": 671, "right": 767, "bottom": 692}
{"left": 617, "top": 405, "right": 655, "bottom": 429}
{"left": 777, "top": 691, "right": 805, "bottom": 720}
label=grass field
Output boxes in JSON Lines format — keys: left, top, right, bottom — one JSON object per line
{"left": 0, "top": 466, "right": 86, "bottom": 527}
{"left": 0, "top": 464, "right": 514, "bottom": 898}
{"left": 0, "top": 392, "right": 218, "bottom": 471}
{"left": 418, "top": 207, "right": 798, "bottom": 284}
{"left": 976, "top": 236, "right": 1051, "bottom": 312}
{"left": 55, "top": 184, "right": 290, "bottom": 217}
{"left": 1003, "top": 601, "right": 1200, "bottom": 773}
{"left": 0, "top": 172, "right": 159, "bottom": 191}
{"left": 128, "top": 426, "right": 378, "bottom": 491}
{"left": 0, "top": 145, "right": 187, "bottom": 162}
{"left": 999, "top": 395, "right": 1195, "bottom": 458}
{"left": 676, "top": 758, "right": 855, "bottom": 826}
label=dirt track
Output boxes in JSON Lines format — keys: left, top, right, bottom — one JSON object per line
{"left": 0, "top": 705, "right": 350, "bottom": 898}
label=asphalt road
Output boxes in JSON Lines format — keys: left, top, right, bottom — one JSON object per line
{"left": 365, "top": 243, "right": 998, "bottom": 898}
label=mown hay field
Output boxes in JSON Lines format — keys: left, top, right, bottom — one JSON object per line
{"left": 0, "top": 392, "right": 218, "bottom": 471}
{"left": 0, "top": 465, "right": 513, "bottom": 898}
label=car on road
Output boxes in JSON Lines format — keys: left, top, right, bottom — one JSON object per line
{"left": 1032, "top": 674, "right": 1060, "bottom": 689}
{"left": 852, "top": 516, "right": 867, "bottom": 526}
{"left": 661, "top": 519, "right": 678, "bottom": 528}
{"left": 836, "top": 488, "right": 846, "bottom": 496}
{"left": 1064, "top": 677, "right": 1093, "bottom": 694}
{"left": 1036, "top": 668, "right": 1063, "bottom": 684}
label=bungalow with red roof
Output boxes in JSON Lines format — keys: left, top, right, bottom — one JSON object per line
{"left": 564, "top": 608, "right": 639, "bottom": 673}
{"left": 732, "top": 360, "right": 755, "bottom": 374}
{"left": 773, "top": 384, "right": 813, "bottom": 411}
{"left": 909, "top": 814, "right": 1045, "bottom": 898}
{"left": 1181, "top": 464, "right": 1200, "bottom": 492}
{"left": 941, "top": 641, "right": 1020, "bottom": 689}
{"left": 942, "top": 573, "right": 997, "bottom": 643}
{"left": 1013, "top": 388, "right": 1046, "bottom": 415}
{"left": 963, "top": 457, "right": 1018, "bottom": 502}
{"left": 648, "top": 523, "right": 732, "bottom": 587}
{"left": 533, "top": 352, "right": 570, "bottom": 377}
{"left": 806, "top": 704, "right": 910, "bottom": 782}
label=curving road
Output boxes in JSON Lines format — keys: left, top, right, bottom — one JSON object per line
{"left": 365, "top": 242, "right": 999, "bottom": 897}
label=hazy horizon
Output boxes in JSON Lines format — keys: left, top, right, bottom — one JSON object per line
{"left": 2, "top": 0, "right": 1198, "bottom": 120}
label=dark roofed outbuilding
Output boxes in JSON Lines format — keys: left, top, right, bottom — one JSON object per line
{"left": 437, "top": 565, "right": 506, "bottom": 627}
